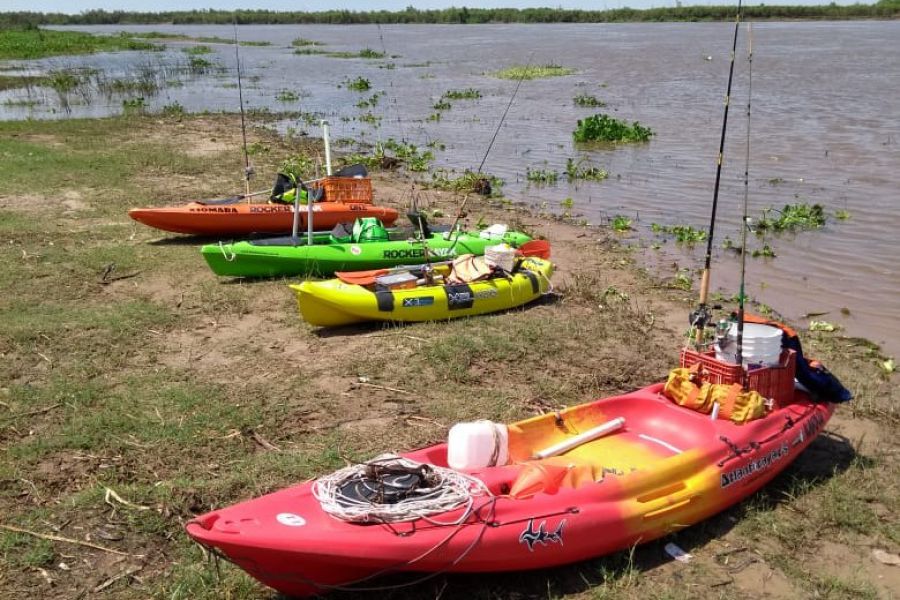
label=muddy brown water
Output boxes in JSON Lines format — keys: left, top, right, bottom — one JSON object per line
{"left": 2, "top": 21, "right": 898, "bottom": 356}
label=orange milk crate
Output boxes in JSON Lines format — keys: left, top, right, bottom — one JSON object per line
{"left": 319, "top": 176, "right": 373, "bottom": 204}
{"left": 679, "top": 347, "right": 797, "bottom": 406}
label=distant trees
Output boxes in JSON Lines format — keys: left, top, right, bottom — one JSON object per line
{"left": 1, "top": 4, "right": 898, "bottom": 28}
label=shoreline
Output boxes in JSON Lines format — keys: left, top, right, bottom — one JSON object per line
{"left": 0, "top": 113, "right": 895, "bottom": 599}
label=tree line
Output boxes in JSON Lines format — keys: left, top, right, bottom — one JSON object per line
{"left": 1, "top": 2, "right": 898, "bottom": 28}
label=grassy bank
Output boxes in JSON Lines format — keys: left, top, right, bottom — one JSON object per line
{"left": 0, "top": 26, "right": 159, "bottom": 60}
{"left": 0, "top": 114, "right": 896, "bottom": 599}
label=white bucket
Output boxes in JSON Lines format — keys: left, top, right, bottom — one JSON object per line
{"left": 447, "top": 421, "right": 509, "bottom": 470}
{"left": 479, "top": 223, "right": 508, "bottom": 240}
{"left": 484, "top": 243, "right": 516, "bottom": 272}
{"left": 716, "top": 323, "right": 783, "bottom": 366}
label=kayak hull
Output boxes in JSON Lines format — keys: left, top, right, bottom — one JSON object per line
{"left": 128, "top": 202, "right": 398, "bottom": 236}
{"left": 289, "top": 256, "right": 553, "bottom": 326}
{"left": 186, "top": 384, "right": 834, "bottom": 597}
{"left": 202, "top": 230, "right": 533, "bottom": 278}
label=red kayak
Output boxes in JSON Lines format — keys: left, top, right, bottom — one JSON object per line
{"left": 186, "top": 354, "right": 834, "bottom": 597}
{"left": 128, "top": 201, "right": 398, "bottom": 236}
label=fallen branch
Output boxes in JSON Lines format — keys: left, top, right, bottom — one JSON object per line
{"left": 3, "top": 403, "right": 60, "bottom": 423}
{"left": 0, "top": 524, "right": 140, "bottom": 557}
{"left": 92, "top": 565, "right": 143, "bottom": 593}
{"left": 243, "top": 428, "right": 281, "bottom": 452}
{"left": 352, "top": 382, "right": 413, "bottom": 395}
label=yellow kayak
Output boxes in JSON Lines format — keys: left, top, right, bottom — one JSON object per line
{"left": 289, "top": 257, "right": 553, "bottom": 326}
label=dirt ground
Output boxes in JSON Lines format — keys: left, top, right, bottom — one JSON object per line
{"left": 0, "top": 114, "right": 896, "bottom": 599}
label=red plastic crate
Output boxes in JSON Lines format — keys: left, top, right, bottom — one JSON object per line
{"left": 679, "top": 347, "right": 797, "bottom": 406}
{"left": 317, "top": 176, "right": 373, "bottom": 204}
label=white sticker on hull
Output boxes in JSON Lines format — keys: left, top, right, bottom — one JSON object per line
{"left": 276, "top": 513, "right": 307, "bottom": 527}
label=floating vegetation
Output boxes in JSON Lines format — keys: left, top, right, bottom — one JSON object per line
{"left": 671, "top": 269, "right": 694, "bottom": 291}
{"left": 525, "top": 167, "right": 559, "bottom": 185}
{"left": 491, "top": 64, "right": 575, "bottom": 80}
{"left": 430, "top": 169, "right": 502, "bottom": 195}
{"left": 809, "top": 320, "right": 838, "bottom": 332}
{"left": 356, "top": 93, "right": 381, "bottom": 109}
{"left": 573, "top": 114, "right": 653, "bottom": 143}
{"left": 432, "top": 99, "right": 452, "bottom": 111}
{"left": 187, "top": 56, "right": 216, "bottom": 73}
{"left": 834, "top": 209, "right": 851, "bottom": 220}
{"left": 0, "top": 27, "right": 159, "bottom": 60}
{"left": 275, "top": 89, "right": 300, "bottom": 102}
{"left": 573, "top": 93, "right": 606, "bottom": 107}
{"left": 651, "top": 223, "right": 708, "bottom": 244}
{"left": 442, "top": 88, "right": 482, "bottom": 100}
{"left": 358, "top": 112, "right": 381, "bottom": 125}
{"left": 182, "top": 45, "right": 212, "bottom": 55}
{"left": 292, "top": 37, "right": 325, "bottom": 47}
{"left": 755, "top": 203, "right": 826, "bottom": 233}
{"left": 379, "top": 63, "right": 397, "bottom": 70}
{"left": 293, "top": 48, "right": 328, "bottom": 55}
{"left": 751, "top": 244, "right": 777, "bottom": 258}
{"left": 342, "top": 76, "right": 371, "bottom": 92}
{"left": 358, "top": 48, "right": 386, "bottom": 59}
{"left": 611, "top": 215, "right": 633, "bottom": 232}
{"left": 426, "top": 112, "right": 442, "bottom": 122}
{"left": 2, "top": 98, "right": 40, "bottom": 107}
{"left": 565, "top": 157, "right": 608, "bottom": 181}
{"left": 768, "top": 177, "right": 785, "bottom": 185}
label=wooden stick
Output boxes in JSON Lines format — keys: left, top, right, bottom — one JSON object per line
{"left": 0, "top": 524, "right": 139, "bottom": 557}
{"left": 353, "top": 382, "right": 413, "bottom": 395}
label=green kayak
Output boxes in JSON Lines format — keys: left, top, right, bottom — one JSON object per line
{"left": 201, "top": 217, "right": 532, "bottom": 278}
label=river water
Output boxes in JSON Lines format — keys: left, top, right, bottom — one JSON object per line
{"left": 3, "top": 22, "right": 898, "bottom": 356}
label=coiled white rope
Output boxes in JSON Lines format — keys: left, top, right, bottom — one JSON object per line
{"left": 312, "top": 454, "right": 491, "bottom": 525}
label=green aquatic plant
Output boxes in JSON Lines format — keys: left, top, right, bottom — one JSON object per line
{"left": 442, "top": 88, "right": 481, "bottom": 100}
{"left": 611, "top": 215, "right": 633, "bottom": 232}
{"left": 432, "top": 99, "right": 451, "bottom": 111}
{"left": 491, "top": 64, "right": 575, "bottom": 80}
{"left": 429, "top": 169, "right": 501, "bottom": 195}
{"left": 574, "top": 114, "right": 653, "bottom": 143}
{"left": 834, "top": 209, "right": 851, "bottom": 220}
{"left": 651, "top": 223, "right": 707, "bottom": 245}
{"left": 358, "top": 48, "right": 385, "bottom": 59}
{"left": 160, "top": 102, "right": 185, "bottom": 117}
{"left": 755, "top": 203, "right": 826, "bottom": 233}
{"left": 565, "top": 157, "right": 609, "bottom": 181}
{"left": 182, "top": 45, "right": 212, "bottom": 55}
{"left": 187, "top": 56, "right": 215, "bottom": 73}
{"left": 752, "top": 244, "right": 777, "bottom": 258}
{"left": 0, "top": 27, "right": 158, "bottom": 60}
{"left": 573, "top": 93, "right": 606, "bottom": 107}
{"left": 358, "top": 112, "right": 381, "bottom": 125}
{"left": 293, "top": 48, "right": 328, "bottom": 55}
{"left": 275, "top": 89, "right": 300, "bottom": 102}
{"left": 292, "top": 37, "right": 324, "bottom": 47}
{"left": 121, "top": 96, "right": 147, "bottom": 115}
{"left": 342, "top": 76, "right": 371, "bottom": 92}
{"left": 525, "top": 167, "right": 559, "bottom": 185}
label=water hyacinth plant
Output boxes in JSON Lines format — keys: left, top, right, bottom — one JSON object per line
{"left": 573, "top": 114, "right": 653, "bottom": 143}
{"left": 492, "top": 64, "right": 575, "bottom": 80}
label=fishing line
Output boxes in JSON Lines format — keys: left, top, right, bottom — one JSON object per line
{"left": 233, "top": 16, "right": 253, "bottom": 196}
{"left": 691, "top": 0, "right": 744, "bottom": 342}
{"left": 476, "top": 51, "right": 535, "bottom": 174}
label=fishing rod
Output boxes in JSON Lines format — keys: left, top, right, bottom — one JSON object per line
{"left": 736, "top": 22, "right": 753, "bottom": 380}
{"left": 233, "top": 17, "right": 253, "bottom": 197}
{"left": 691, "top": 0, "right": 744, "bottom": 345}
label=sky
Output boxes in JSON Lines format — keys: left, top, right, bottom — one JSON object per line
{"left": 2, "top": 0, "right": 864, "bottom": 14}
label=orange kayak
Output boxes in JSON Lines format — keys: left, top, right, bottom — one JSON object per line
{"left": 128, "top": 201, "right": 399, "bottom": 236}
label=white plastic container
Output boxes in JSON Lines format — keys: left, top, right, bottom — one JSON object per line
{"left": 447, "top": 421, "right": 509, "bottom": 470}
{"left": 479, "top": 223, "right": 508, "bottom": 240}
{"left": 484, "top": 243, "right": 516, "bottom": 272}
{"left": 716, "top": 323, "right": 782, "bottom": 366}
